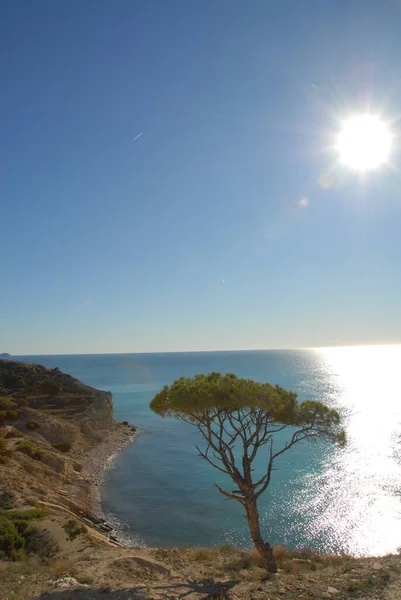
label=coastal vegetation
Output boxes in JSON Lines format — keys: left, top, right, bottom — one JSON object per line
{"left": 52, "top": 441, "right": 72, "bottom": 453}
{"left": 0, "top": 505, "right": 47, "bottom": 561}
{"left": 151, "top": 372, "right": 345, "bottom": 573}
{"left": 63, "top": 519, "right": 87, "bottom": 541}
{"left": 0, "top": 396, "right": 19, "bottom": 423}
{"left": 25, "top": 419, "right": 41, "bottom": 430}
{"left": 0, "top": 435, "right": 12, "bottom": 462}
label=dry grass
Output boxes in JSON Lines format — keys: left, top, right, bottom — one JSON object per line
{"left": 51, "top": 558, "right": 75, "bottom": 579}
{"left": 272, "top": 545, "right": 351, "bottom": 568}
{"left": 176, "top": 543, "right": 354, "bottom": 578}
{"left": 0, "top": 557, "right": 47, "bottom": 599}
{"left": 218, "top": 544, "right": 236, "bottom": 555}
{"left": 190, "top": 548, "right": 216, "bottom": 563}
{"left": 346, "top": 571, "right": 391, "bottom": 594}
{"left": 273, "top": 545, "right": 290, "bottom": 560}
{"left": 280, "top": 558, "right": 302, "bottom": 574}
{"left": 151, "top": 547, "right": 171, "bottom": 561}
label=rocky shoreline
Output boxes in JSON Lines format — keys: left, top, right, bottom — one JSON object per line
{"left": 68, "top": 422, "right": 141, "bottom": 545}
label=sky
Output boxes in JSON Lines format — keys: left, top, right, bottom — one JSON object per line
{"left": 1, "top": 0, "right": 401, "bottom": 355}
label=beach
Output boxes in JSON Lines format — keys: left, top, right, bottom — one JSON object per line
{"left": 67, "top": 422, "right": 140, "bottom": 544}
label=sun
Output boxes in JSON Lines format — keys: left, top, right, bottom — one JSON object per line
{"left": 336, "top": 114, "right": 392, "bottom": 172}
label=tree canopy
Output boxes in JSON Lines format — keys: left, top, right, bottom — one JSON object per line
{"left": 151, "top": 372, "right": 345, "bottom": 445}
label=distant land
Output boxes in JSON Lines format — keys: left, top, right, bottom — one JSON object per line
{"left": 0, "top": 353, "right": 11, "bottom": 358}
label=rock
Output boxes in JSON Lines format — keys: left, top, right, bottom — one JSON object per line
{"left": 53, "top": 577, "right": 89, "bottom": 589}
{"left": 373, "top": 561, "right": 382, "bottom": 570}
{"left": 239, "top": 569, "right": 253, "bottom": 580}
{"left": 293, "top": 558, "right": 312, "bottom": 564}
{"left": 327, "top": 586, "right": 340, "bottom": 594}
{"left": 40, "top": 453, "right": 66, "bottom": 474}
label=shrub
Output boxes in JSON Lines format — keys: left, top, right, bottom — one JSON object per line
{"left": 16, "top": 440, "right": 44, "bottom": 461}
{"left": 0, "top": 436, "right": 11, "bottom": 460}
{"left": 3, "top": 509, "right": 46, "bottom": 522}
{"left": 52, "top": 441, "right": 72, "bottom": 453}
{"left": 0, "top": 436, "right": 8, "bottom": 453}
{"left": 0, "top": 487, "right": 15, "bottom": 510}
{"left": 25, "top": 420, "right": 40, "bottom": 431}
{"left": 0, "top": 398, "right": 18, "bottom": 422}
{"left": 190, "top": 548, "right": 215, "bottom": 563}
{"left": 0, "top": 515, "right": 25, "bottom": 560}
{"left": 5, "top": 410, "right": 18, "bottom": 420}
{"left": 24, "top": 527, "right": 59, "bottom": 558}
{"left": 219, "top": 544, "right": 236, "bottom": 554}
{"left": 0, "top": 398, "right": 14, "bottom": 411}
{"left": 5, "top": 429, "right": 24, "bottom": 439}
{"left": 222, "top": 554, "right": 253, "bottom": 573}
{"left": 39, "top": 380, "right": 62, "bottom": 397}
{"left": 63, "top": 519, "right": 87, "bottom": 541}
{"left": 0, "top": 509, "right": 47, "bottom": 561}
{"left": 1, "top": 374, "right": 27, "bottom": 390}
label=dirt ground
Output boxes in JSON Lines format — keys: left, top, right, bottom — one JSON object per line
{"left": 1, "top": 539, "right": 401, "bottom": 600}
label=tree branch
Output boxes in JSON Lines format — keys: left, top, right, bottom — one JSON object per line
{"left": 196, "top": 445, "right": 232, "bottom": 476}
{"left": 215, "top": 482, "right": 245, "bottom": 504}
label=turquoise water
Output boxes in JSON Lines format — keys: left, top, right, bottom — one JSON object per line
{"left": 17, "top": 346, "right": 401, "bottom": 556}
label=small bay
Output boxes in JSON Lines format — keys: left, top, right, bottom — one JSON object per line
{"left": 18, "top": 345, "right": 401, "bottom": 556}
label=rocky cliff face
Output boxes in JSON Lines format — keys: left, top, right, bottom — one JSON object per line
{"left": 0, "top": 358, "right": 140, "bottom": 595}
{"left": 0, "top": 358, "right": 123, "bottom": 520}
{"left": 0, "top": 359, "right": 115, "bottom": 435}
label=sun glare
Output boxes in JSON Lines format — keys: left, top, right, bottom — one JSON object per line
{"left": 336, "top": 114, "right": 392, "bottom": 172}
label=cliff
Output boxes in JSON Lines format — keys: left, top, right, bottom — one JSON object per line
{"left": 0, "top": 359, "right": 133, "bottom": 540}
{"left": 0, "top": 359, "right": 115, "bottom": 430}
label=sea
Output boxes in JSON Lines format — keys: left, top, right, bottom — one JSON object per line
{"left": 15, "top": 346, "right": 401, "bottom": 557}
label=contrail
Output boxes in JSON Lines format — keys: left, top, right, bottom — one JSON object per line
{"left": 132, "top": 132, "right": 143, "bottom": 142}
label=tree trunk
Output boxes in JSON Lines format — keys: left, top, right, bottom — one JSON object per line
{"left": 244, "top": 496, "right": 277, "bottom": 573}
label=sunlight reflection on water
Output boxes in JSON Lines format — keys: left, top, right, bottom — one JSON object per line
{"left": 93, "top": 345, "right": 401, "bottom": 555}
{"left": 285, "top": 345, "right": 401, "bottom": 556}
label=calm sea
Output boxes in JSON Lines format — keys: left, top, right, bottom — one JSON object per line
{"left": 16, "top": 346, "right": 401, "bottom": 556}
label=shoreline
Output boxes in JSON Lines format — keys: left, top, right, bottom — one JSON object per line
{"left": 73, "top": 422, "right": 141, "bottom": 545}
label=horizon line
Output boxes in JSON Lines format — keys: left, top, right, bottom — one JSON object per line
{"left": 6, "top": 342, "right": 401, "bottom": 357}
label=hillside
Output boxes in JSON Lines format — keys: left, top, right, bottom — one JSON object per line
{"left": 1, "top": 360, "right": 401, "bottom": 600}
{"left": 0, "top": 360, "right": 134, "bottom": 540}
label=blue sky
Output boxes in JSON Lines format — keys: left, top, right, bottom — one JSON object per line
{"left": 1, "top": 0, "right": 401, "bottom": 354}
